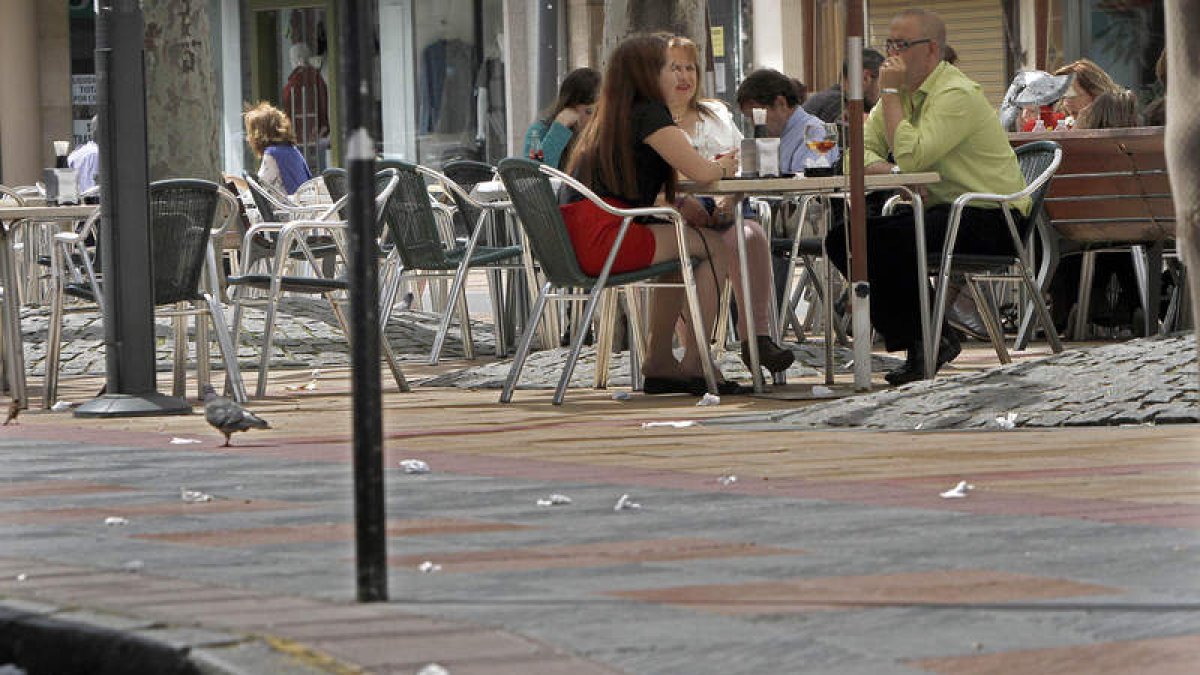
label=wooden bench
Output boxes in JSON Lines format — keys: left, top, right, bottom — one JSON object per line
{"left": 1010, "top": 127, "right": 1178, "bottom": 337}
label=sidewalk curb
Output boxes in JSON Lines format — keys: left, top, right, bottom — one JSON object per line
{"left": 0, "top": 601, "right": 339, "bottom": 675}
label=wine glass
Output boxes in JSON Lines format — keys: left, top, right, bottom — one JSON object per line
{"left": 806, "top": 123, "right": 839, "bottom": 166}
{"left": 803, "top": 122, "right": 839, "bottom": 176}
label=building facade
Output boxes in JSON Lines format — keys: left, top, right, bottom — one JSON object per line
{"left": 0, "top": 0, "right": 1166, "bottom": 186}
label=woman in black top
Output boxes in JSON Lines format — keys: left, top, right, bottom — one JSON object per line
{"left": 565, "top": 34, "right": 742, "bottom": 394}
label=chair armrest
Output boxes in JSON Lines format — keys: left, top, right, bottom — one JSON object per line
{"left": 53, "top": 232, "right": 81, "bottom": 244}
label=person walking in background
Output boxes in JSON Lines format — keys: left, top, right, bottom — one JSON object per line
{"left": 67, "top": 115, "right": 100, "bottom": 192}
{"left": 825, "top": 8, "right": 1031, "bottom": 385}
{"left": 666, "top": 35, "right": 794, "bottom": 375}
{"left": 243, "top": 101, "right": 312, "bottom": 196}
{"left": 523, "top": 67, "right": 600, "bottom": 169}
{"left": 563, "top": 34, "right": 743, "bottom": 395}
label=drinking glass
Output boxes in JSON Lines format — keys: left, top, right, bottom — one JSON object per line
{"left": 805, "top": 123, "right": 838, "bottom": 167}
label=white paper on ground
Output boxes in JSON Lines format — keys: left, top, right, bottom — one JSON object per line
{"left": 641, "top": 420, "right": 696, "bottom": 429}
{"left": 614, "top": 494, "right": 642, "bottom": 511}
{"left": 400, "top": 459, "right": 431, "bottom": 474}
{"left": 696, "top": 393, "right": 721, "bottom": 406}
{"left": 940, "top": 480, "right": 974, "bottom": 499}
{"left": 536, "top": 494, "right": 572, "bottom": 506}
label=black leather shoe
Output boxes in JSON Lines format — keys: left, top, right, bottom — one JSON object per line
{"left": 643, "top": 377, "right": 697, "bottom": 395}
{"left": 884, "top": 330, "right": 962, "bottom": 386}
{"left": 688, "top": 378, "right": 753, "bottom": 396}
{"left": 740, "top": 335, "right": 796, "bottom": 374}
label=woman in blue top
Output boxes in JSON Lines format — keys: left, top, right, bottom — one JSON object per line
{"left": 522, "top": 67, "right": 600, "bottom": 168}
{"left": 243, "top": 101, "right": 313, "bottom": 195}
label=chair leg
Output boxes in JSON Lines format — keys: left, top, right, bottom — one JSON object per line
{"left": 594, "top": 289, "right": 618, "bottom": 390}
{"left": 1015, "top": 251, "right": 1059, "bottom": 350}
{"left": 487, "top": 267, "right": 508, "bottom": 358}
{"left": 172, "top": 311, "right": 187, "bottom": 399}
{"left": 195, "top": 303, "right": 212, "bottom": 399}
{"left": 965, "top": 277, "right": 1010, "bottom": 364}
{"left": 1073, "top": 251, "right": 1097, "bottom": 340}
{"left": 500, "top": 282, "right": 551, "bottom": 403}
{"left": 712, "top": 282, "right": 733, "bottom": 353}
{"left": 44, "top": 255, "right": 66, "bottom": 409}
{"left": 255, "top": 288, "right": 282, "bottom": 398}
{"left": 623, "top": 287, "right": 646, "bottom": 392}
{"left": 380, "top": 336, "right": 411, "bottom": 393}
{"left": 204, "top": 292, "right": 248, "bottom": 403}
{"left": 555, "top": 285, "right": 608, "bottom": 406}
{"left": 1015, "top": 259, "right": 1064, "bottom": 353}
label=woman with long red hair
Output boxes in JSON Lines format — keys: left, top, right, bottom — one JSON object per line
{"left": 564, "top": 34, "right": 743, "bottom": 395}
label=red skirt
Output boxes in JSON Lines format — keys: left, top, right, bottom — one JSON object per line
{"left": 559, "top": 198, "right": 656, "bottom": 277}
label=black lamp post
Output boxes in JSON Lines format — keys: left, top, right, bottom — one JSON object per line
{"left": 341, "top": 0, "right": 388, "bottom": 602}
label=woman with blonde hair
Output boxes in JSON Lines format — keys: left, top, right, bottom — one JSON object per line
{"left": 664, "top": 35, "right": 794, "bottom": 374}
{"left": 1053, "top": 58, "right": 1121, "bottom": 119}
{"left": 243, "top": 101, "right": 312, "bottom": 195}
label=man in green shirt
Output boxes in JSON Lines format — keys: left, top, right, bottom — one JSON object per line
{"left": 826, "top": 7, "right": 1031, "bottom": 385}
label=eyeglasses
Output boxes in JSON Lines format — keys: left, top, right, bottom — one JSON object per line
{"left": 884, "top": 38, "right": 932, "bottom": 54}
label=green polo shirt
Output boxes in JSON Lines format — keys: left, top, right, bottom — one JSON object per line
{"left": 861, "top": 61, "right": 1030, "bottom": 216}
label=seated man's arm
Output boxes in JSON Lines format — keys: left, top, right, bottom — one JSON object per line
{"left": 854, "top": 105, "right": 895, "bottom": 174}
{"left": 889, "top": 88, "right": 980, "bottom": 172}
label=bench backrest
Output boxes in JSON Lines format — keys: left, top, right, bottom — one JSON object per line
{"left": 1010, "top": 127, "right": 1173, "bottom": 244}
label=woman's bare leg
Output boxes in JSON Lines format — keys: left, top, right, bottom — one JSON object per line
{"left": 719, "top": 218, "right": 774, "bottom": 337}
{"left": 642, "top": 224, "right": 727, "bottom": 379}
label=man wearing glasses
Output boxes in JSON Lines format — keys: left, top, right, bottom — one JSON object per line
{"left": 825, "top": 8, "right": 1030, "bottom": 385}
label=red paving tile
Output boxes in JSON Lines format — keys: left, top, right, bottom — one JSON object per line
{"left": 908, "top": 633, "right": 1200, "bottom": 675}
{"left": 0, "top": 480, "right": 134, "bottom": 498}
{"left": 390, "top": 537, "right": 799, "bottom": 573}
{"left": 135, "top": 517, "right": 528, "bottom": 547}
{"left": 0, "top": 498, "right": 309, "bottom": 525}
{"left": 608, "top": 569, "right": 1119, "bottom": 615}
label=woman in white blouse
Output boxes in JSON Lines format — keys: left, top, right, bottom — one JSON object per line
{"left": 666, "top": 36, "right": 794, "bottom": 375}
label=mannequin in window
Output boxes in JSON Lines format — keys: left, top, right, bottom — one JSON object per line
{"left": 281, "top": 43, "right": 329, "bottom": 149}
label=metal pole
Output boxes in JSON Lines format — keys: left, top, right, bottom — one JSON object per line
{"left": 536, "top": 0, "right": 560, "bottom": 112}
{"left": 76, "top": 0, "right": 189, "bottom": 418}
{"left": 846, "top": 2, "right": 872, "bottom": 392}
{"left": 341, "top": 0, "right": 387, "bottom": 602}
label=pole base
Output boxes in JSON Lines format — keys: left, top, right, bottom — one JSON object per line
{"left": 73, "top": 392, "right": 192, "bottom": 418}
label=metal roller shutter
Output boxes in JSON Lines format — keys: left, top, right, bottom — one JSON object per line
{"left": 868, "top": 0, "right": 1008, "bottom": 107}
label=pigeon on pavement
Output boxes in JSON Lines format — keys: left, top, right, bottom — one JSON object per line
{"left": 3, "top": 400, "right": 19, "bottom": 426}
{"left": 203, "top": 385, "right": 269, "bottom": 447}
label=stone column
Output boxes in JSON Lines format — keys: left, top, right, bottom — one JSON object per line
{"left": 0, "top": 0, "right": 42, "bottom": 185}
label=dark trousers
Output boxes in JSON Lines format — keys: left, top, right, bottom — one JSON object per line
{"left": 825, "top": 204, "right": 1023, "bottom": 352}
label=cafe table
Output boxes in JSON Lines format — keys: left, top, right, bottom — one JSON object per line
{"left": 681, "top": 172, "right": 940, "bottom": 392}
{"left": 0, "top": 203, "right": 99, "bottom": 410}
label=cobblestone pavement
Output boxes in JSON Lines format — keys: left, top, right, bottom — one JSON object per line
{"left": 19, "top": 300, "right": 490, "bottom": 377}
{"left": 23, "top": 298, "right": 1198, "bottom": 430}
{"left": 26, "top": 298, "right": 901, "bottom": 383}
{"left": 712, "top": 334, "right": 1199, "bottom": 431}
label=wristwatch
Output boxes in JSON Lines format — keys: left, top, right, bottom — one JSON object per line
{"left": 890, "top": 164, "right": 902, "bottom": 175}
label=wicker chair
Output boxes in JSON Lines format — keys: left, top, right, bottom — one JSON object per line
{"left": 45, "top": 179, "right": 247, "bottom": 405}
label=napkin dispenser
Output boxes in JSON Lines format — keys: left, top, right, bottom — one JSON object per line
{"left": 43, "top": 168, "right": 80, "bottom": 206}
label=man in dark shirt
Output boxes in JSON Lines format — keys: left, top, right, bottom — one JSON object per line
{"left": 802, "top": 48, "right": 885, "bottom": 123}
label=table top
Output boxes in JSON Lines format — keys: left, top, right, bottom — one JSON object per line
{"left": 0, "top": 204, "right": 98, "bottom": 220}
{"left": 680, "top": 172, "right": 940, "bottom": 195}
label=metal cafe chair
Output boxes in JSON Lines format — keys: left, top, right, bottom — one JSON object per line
{"left": 226, "top": 170, "right": 408, "bottom": 398}
{"left": 925, "top": 139, "right": 1066, "bottom": 371}
{"left": 44, "top": 179, "right": 247, "bottom": 405}
{"left": 376, "top": 160, "right": 524, "bottom": 365}
{"left": 495, "top": 157, "right": 719, "bottom": 405}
